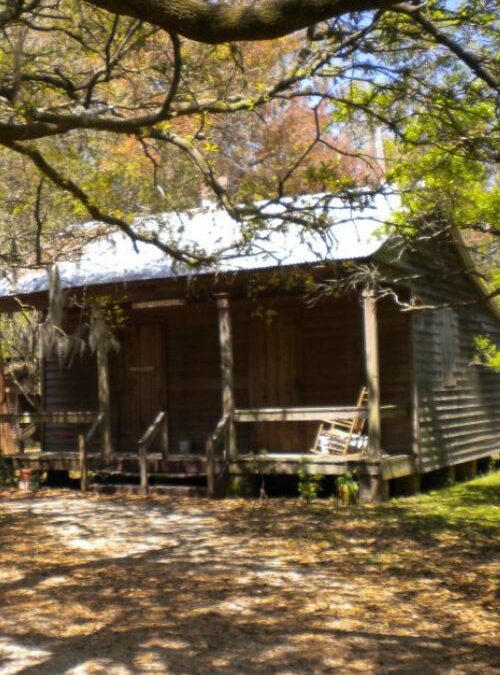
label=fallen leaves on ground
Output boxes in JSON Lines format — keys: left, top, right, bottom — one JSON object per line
{"left": 0, "top": 473, "right": 498, "bottom": 674}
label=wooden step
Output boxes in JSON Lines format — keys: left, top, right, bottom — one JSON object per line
{"left": 89, "top": 455, "right": 213, "bottom": 476}
{"left": 89, "top": 483, "right": 208, "bottom": 497}
{"left": 92, "top": 470, "right": 208, "bottom": 479}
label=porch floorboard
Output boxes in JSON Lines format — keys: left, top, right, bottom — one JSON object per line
{"left": 2, "top": 450, "right": 416, "bottom": 480}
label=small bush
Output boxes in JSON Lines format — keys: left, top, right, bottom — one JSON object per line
{"left": 337, "top": 471, "right": 359, "bottom": 505}
{"left": 298, "top": 465, "right": 323, "bottom": 503}
{"left": 0, "top": 459, "right": 15, "bottom": 487}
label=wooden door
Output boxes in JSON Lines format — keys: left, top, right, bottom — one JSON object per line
{"left": 121, "top": 324, "right": 166, "bottom": 450}
{"left": 248, "top": 308, "right": 305, "bottom": 451}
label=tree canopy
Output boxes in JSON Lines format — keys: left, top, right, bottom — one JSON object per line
{"left": 0, "top": 0, "right": 497, "bottom": 276}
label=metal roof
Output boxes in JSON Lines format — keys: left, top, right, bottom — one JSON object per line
{"left": 0, "top": 193, "right": 400, "bottom": 298}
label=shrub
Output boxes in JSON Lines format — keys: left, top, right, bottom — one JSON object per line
{"left": 298, "top": 464, "right": 323, "bottom": 503}
{"left": 337, "top": 471, "right": 359, "bottom": 505}
{"left": 0, "top": 459, "right": 15, "bottom": 487}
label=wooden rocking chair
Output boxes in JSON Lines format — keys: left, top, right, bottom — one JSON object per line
{"left": 311, "top": 387, "right": 368, "bottom": 455}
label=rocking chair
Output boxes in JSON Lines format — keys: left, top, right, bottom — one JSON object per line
{"left": 311, "top": 386, "right": 368, "bottom": 455}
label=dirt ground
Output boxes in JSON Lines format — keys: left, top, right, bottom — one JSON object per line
{"left": 0, "top": 477, "right": 498, "bottom": 674}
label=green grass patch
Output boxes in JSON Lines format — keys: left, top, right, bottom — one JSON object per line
{"left": 394, "top": 470, "right": 500, "bottom": 527}
{"left": 367, "top": 470, "right": 500, "bottom": 550}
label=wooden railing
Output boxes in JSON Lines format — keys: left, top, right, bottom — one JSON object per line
{"left": 78, "top": 413, "right": 105, "bottom": 492}
{"left": 233, "top": 405, "right": 401, "bottom": 423}
{"left": 0, "top": 411, "right": 98, "bottom": 426}
{"left": 0, "top": 410, "right": 101, "bottom": 492}
{"left": 138, "top": 411, "right": 169, "bottom": 494}
{"left": 0, "top": 411, "right": 99, "bottom": 456}
{"left": 206, "top": 413, "right": 230, "bottom": 498}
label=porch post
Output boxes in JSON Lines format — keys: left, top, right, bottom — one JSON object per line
{"left": 0, "top": 349, "right": 15, "bottom": 455}
{"left": 362, "top": 289, "right": 382, "bottom": 462}
{"left": 215, "top": 294, "right": 237, "bottom": 461}
{"left": 96, "top": 341, "right": 113, "bottom": 462}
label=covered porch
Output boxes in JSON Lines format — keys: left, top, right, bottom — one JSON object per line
{"left": 1, "top": 284, "right": 414, "bottom": 500}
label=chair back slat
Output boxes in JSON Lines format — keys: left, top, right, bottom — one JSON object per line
{"left": 311, "top": 386, "right": 368, "bottom": 455}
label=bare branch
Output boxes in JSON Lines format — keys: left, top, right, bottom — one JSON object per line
{"left": 1, "top": 139, "right": 216, "bottom": 266}
{"left": 396, "top": 5, "right": 499, "bottom": 90}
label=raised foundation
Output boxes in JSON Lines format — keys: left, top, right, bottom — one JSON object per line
{"left": 359, "top": 474, "right": 389, "bottom": 503}
{"left": 390, "top": 473, "right": 422, "bottom": 497}
{"left": 423, "top": 465, "right": 456, "bottom": 491}
{"left": 477, "top": 457, "right": 492, "bottom": 474}
{"left": 454, "top": 459, "right": 478, "bottom": 482}
{"left": 46, "top": 470, "right": 70, "bottom": 486}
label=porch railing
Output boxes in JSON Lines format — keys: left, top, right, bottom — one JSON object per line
{"left": 138, "top": 411, "right": 169, "bottom": 494}
{"left": 234, "top": 407, "right": 364, "bottom": 423}
{"left": 206, "top": 413, "right": 230, "bottom": 498}
{"left": 78, "top": 413, "right": 105, "bottom": 492}
{"left": 0, "top": 411, "right": 100, "bottom": 456}
{"left": 205, "top": 404, "right": 406, "bottom": 494}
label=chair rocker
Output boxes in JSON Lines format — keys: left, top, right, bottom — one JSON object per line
{"left": 311, "top": 387, "right": 368, "bottom": 455}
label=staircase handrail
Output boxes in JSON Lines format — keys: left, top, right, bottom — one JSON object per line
{"left": 206, "top": 412, "right": 230, "bottom": 498}
{"left": 138, "top": 411, "right": 168, "bottom": 494}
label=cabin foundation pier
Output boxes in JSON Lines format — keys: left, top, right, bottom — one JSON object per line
{"left": 390, "top": 472, "right": 422, "bottom": 497}
{"left": 455, "top": 459, "right": 477, "bottom": 482}
{"left": 423, "top": 465, "right": 456, "bottom": 490}
{"left": 359, "top": 473, "right": 389, "bottom": 503}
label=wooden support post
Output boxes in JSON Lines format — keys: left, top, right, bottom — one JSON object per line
{"left": 139, "top": 441, "right": 148, "bottom": 495}
{"left": 216, "top": 294, "right": 237, "bottom": 462}
{"left": 362, "top": 289, "right": 382, "bottom": 462}
{"left": 0, "top": 350, "right": 15, "bottom": 456}
{"left": 16, "top": 422, "right": 24, "bottom": 456}
{"left": 455, "top": 459, "right": 477, "bottom": 482}
{"left": 96, "top": 341, "right": 113, "bottom": 463}
{"left": 359, "top": 474, "right": 389, "bottom": 503}
{"left": 78, "top": 433, "right": 88, "bottom": 492}
{"left": 206, "top": 437, "right": 215, "bottom": 498}
{"left": 161, "top": 414, "right": 169, "bottom": 461}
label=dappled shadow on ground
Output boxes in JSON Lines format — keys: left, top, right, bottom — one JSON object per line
{"left": 0, "top": 479, "right": 498, "bottom": 674}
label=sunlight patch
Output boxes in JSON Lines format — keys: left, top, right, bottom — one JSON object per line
{"left": 37, "top": 574, "right": 71, "bottom": 589}
{"left": 67, "top": 658, "right": 133, "bottom": 674}
{"left": 0, "top": 567, "right": 24, "bottom": 584}
{"left": 0, "top": 638, "right": 51, "bottom": 674}
{"left": 15, "top": 498, "right": 212, "bottom": 558}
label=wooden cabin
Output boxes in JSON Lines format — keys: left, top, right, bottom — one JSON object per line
{"left": 0, "top": 197, "right": 498, "bottom": 500}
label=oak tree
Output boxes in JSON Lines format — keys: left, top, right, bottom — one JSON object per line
{"left": 0, "top": 0, "right": 496, "bottom": 269}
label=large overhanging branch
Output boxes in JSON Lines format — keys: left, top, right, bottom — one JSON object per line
{"left": 84, "top": 0, "right": 396, "bottom": 42}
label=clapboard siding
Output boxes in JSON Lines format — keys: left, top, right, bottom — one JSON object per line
{"left": 165, "top": 305, "right": 221, "bottom": 453}
{"left": 41, "top": 293, "right": 414, "bottom": 455}
{"left": 43, "top": 351, "right": 98, "bottom": 452}
{"left": 41, "top": 232, "right": 499, "bottom": 468}
{"left": 405, "top": 241, "right": 500, "bottom": 472}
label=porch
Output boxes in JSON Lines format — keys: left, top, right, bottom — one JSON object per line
{"left": 0, "top": 398, "right": 412, "bottom": 500}
{"left": 3, "top": 445, "right": 414, "bottom": 498}
{"left": 1, "top": 286, "right": 416, "bottom": 500}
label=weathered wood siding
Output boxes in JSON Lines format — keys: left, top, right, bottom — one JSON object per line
{"left": 234, "top": 296, "right": 411, "bottom": 453}
{"left": 404, "top": 242, "right": 500, "bottom": 472}
{"left": 42, "top": 293, "right": 413, "bottom": 454}
{"left": 165, "top": 305, "right": 221, "bottom": 453}
{"left": 43, "top": 352, "right": 99, "bottom": 452}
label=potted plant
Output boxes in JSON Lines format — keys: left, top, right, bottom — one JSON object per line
{"left": 337, "top": 471, "right": 359, "bottom": 505}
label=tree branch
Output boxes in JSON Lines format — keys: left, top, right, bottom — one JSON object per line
{"left": 83, "top": 0, "right": 396, "bottom": 43}
{"left": 395, "top": 5, "right": 499, "bottom": 91}
{"left": 1, "top": 139, "right": 215, "bottom": 266}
